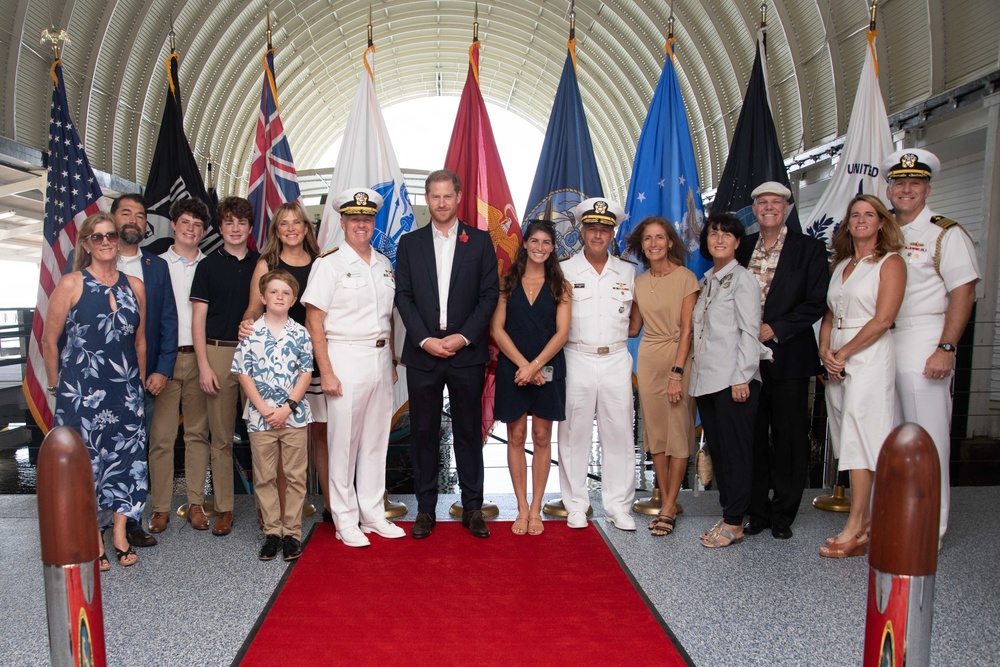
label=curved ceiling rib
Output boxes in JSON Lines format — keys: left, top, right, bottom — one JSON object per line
{"left": 4, "top": 0, "right": 997, "bottom": 207}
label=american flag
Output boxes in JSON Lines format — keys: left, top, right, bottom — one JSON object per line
{"left": 23, "top": 60, "right": 106, "bottom": 432}
{"left": 247, "top": 47, "right": 300, "bottom": 252}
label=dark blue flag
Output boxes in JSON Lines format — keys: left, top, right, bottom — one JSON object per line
{"left": 710, "top": 28, "right": 800, "bottom": 233}
{"left": 615, "top": 39, "right": 709, "bottom": 279}
{"left": 523, "top": 46, "right": 603, "bottom": 257}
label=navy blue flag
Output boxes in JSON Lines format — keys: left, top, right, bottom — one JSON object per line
{"left": 710, "top": 28, "right": 800, "bottom": 233}
{"left": 615, "top": 38, "right": 709, "bottom": 279}
{"left": 523, "top": 45, "right": 603, "bottom": 257}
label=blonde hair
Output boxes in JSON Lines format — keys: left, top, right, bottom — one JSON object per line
{"left": 260, "top": 202, "right": 319, "bottom": 269}
{"left": 830, "top": 194, "right": 904, "bottom": 266}
{"left": 73, "top": 212, "right": 118, "bottom": 272}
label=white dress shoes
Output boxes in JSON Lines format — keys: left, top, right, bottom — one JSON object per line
{"left": 566, "top": 511, "right": 588, "bottom": 529}
{"left": 607, "top": 512, "right": 637, "bottom": 531}
{"left": 360, "top": 520, "right": 406, "bottom": 539}
{"left": 335, "top": 526, "right": 371, "bottom": 547}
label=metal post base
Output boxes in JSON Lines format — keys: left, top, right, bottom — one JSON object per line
{"left": 813, "top": 485, "right": 852, "bottom": 512}
{"left": 631, "top": 489, "right": 684, "bottom": 516}
{"left": 302, "top": 503, "right": 316, "bottom": 518}
{"left": 542, "top": 498, "right": 593, "bottom": 518}
{"left": 176, "top": 500, "right": 217, "bottom": 518}
{"left": 448, "top": 501, "right": 499, "bottom": 518}
{"left": 384, "top": 492, "right": 407, "bottom": 519}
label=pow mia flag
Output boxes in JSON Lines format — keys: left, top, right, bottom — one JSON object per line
{"left": 143, "top": 44, "right": 219, "bottom": 255}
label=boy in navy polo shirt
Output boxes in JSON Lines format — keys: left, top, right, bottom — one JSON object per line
{"left": 232, "top": 269, "right": 313, "bottom": 561}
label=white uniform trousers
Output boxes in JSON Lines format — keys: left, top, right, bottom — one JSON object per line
{"left": 557, "top": 347, "right": 636, "bottom": 516}
{"left": 325, "top": 341, "right": 393, "bottom": 531}
{"left": 893, "top": 322, "right": 952, "bottom": 539}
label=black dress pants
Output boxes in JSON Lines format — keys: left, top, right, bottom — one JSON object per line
{"left": 697, "top": 380, "right": 759, "bottom": 526}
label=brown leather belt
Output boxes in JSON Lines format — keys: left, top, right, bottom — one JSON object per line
{"left": 178, "top": 345, "right": 195, "bottom": 353}
{"left": 206, "top": 338, "right": 238, "bottom": 348}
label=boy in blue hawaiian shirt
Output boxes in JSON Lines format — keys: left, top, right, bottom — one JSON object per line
{"left": 232, "top": 269, "right": 314, "bottom": 561}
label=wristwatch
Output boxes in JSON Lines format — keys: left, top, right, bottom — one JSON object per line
{"left": 285, "top": 398, "right": 300, "bottom": 412}
{"left": 937, "top": 343, "right": 957, "bottom": 353}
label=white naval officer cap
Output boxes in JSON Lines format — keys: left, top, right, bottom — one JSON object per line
{"left": 334, "top": 188, "right": 383, "bottom": 216}
{"left": 882, "top": 148, "right": 940, "bottom": 180}
{"left": 573, "top": 197, "right": 625, "bottom": 228}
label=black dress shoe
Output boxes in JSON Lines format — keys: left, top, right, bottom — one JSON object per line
{"left": 127, "top": 526, "right": 158, "bottom": 548}
{"left": 743, "top": 518, "right": 771, "bottom": 535}
{"left": 771, "top": 525, "right": 793, "bottom": 540}
{"left": 259, "top": 534, "right": 281, "bottom": 561}
{"left": 412, "top": 512, "right": 436, "bottom": 539}
{"left": 322, "top": 509, "right": 334, "bottom": 523}
{"left": 462, "top": 510, "right": 490, "bottom": 538}
{"left": 282, "top": 536, "right": 303, "bottom": 561}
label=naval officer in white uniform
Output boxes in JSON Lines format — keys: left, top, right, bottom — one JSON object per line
{"left": 302, "top": 188, "right": 403, "bottom": 547}
{"left": 557, "top": 197, "right": 638, "bottom": 531}
{"left": 883, "top": 148, "right": 980, "bottom": 542}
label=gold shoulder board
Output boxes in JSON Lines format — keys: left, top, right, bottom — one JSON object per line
{"left": 317, "top": 246, "right": 340, "bottom": 258}
{"left": 930, "top": 215, "right": 957, "bottom": 230}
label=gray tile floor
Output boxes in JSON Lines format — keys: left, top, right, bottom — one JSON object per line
{"left": 1, "top": 488, "right": 997, "bottom": 666}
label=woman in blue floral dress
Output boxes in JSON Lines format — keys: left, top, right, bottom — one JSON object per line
{"left": 43, "top": 212, "right": 147, "bottom": 569}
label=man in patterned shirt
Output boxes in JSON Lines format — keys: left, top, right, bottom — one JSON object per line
{"left": 737, "top": 182, "right": 829, "bottom": 540}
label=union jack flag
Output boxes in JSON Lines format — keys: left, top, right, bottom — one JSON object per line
{"left": 247, "top": 48, "right": 300, "bottom": 251}
{"left": 24, "top": 59, "right": 107, "bottom": 432}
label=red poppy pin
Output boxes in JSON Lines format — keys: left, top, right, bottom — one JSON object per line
{"left": 459, "top": 232, "right": 469, "bottom": 243}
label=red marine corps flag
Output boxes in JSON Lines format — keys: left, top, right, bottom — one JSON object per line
{"left": 25, "top": 34, "right": 108, "bottom": 432}
{"left": 444, "top": 14, "right": 523, "bottom": 439}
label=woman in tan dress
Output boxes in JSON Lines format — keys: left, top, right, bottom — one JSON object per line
{"left": 627, "top": 216, "right": 699, "bottom": 536}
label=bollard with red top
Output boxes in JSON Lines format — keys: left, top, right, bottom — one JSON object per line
{"left": 863, "top": 423, "right": 940, "bottom": 667}
{"left": 37, "top": 426, "right": 107, "bottom": 667}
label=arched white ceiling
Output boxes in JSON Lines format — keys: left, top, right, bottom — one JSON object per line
{"left": 2, "top": 0, "right": 998, "bottom": 204}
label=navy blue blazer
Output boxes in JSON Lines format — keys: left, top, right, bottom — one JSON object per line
{"left": 394, "top": 222, "right": 500, "bottom": 371}
{"left": 737, "top": 230, "right": 829, "bottom": 379}
{"left": 138, "top": 250, "right": 178, "bottom": 378}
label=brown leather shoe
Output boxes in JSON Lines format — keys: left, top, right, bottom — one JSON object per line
{"left": 127, "top": 525, "right": 158, "bottom": 548}
{"left": 462, "top": 509, "right": 490, "bottom": 538}
{"left": 148, "top": 512, "right": 170, "bottom": 534}
{"left": 188, "top": 504, "right": 209, "bottom": 530}
{"left": 212, "top": 511, "right": 233, "bottom": 536}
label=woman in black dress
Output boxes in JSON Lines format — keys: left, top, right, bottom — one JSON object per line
{"left": 490, "top": 220, "right": 570, "bottom": 536}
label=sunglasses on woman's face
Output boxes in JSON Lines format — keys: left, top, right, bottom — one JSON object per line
{"left": 88, "top": 232, "right": 120, "bottom": 244}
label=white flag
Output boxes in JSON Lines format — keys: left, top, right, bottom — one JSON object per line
{"left": 317, "top": 46, "right": 415, "bottom": 263}
{"left": 804, "top": 29, "right": 894, "bottom": 247}
{"left": 316, "top": 45, "right": 415, "bottom": 428}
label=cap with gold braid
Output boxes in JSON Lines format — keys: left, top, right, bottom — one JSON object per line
{"left": 883, "top": 148, "right": 939, "bottom": 180}
{"left": 334, "top": 188, "right": 383, "bottom": 216}
{"left": 572, "top": 197, "right": 625, "bottom": 228}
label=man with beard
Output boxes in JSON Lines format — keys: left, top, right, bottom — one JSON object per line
{"left": 112, "top": 194, "right": 179, "bottom": 548}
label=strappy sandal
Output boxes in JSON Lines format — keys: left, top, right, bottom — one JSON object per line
{"left": 647, "top": 503, "right": 684, "bottom": 530}
{"left": 511, "top": 516, "right": 529, "bottom": 535}
{"left": 701, "top": 519, "right": 724, "bottom": 540}
{"left": 114, "top": 544, "right": 138, "bottom": 567}
{"left": 98, "top": 553, "right": 111, "bottom": 572}
{"left": 527, "top": 515, "right": 544, "bottom": 536}
{"left": 820, "top": 530, "right": 870, "bottom": 559}
{"left": 649, "top": 514, "right": 676, "bottom": 537}
{"left": 701, "top": 523, "right": 743, "bottom": 548}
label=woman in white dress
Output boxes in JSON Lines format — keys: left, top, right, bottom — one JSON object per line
{"left": 819, "top": 194, "right": 906, "bottom": 558}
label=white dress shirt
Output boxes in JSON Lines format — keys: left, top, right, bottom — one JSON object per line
{"left": 160, "top": 245, "right": 206, "bottom": 347}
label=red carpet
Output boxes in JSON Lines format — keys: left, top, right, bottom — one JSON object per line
{"left": 236, "top": 521, "right": 692, "bottom": 666}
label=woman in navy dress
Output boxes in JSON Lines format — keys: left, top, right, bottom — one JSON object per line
{"left": 490, "top": 220, "right": 570, "bottom": 536}
{"left": 43, "top": 212, "right": 147, "bottom": 570}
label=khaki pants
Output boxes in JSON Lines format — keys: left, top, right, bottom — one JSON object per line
{"left": 250, "top": 426, "right": 308, "bottom": 539}
{"left": 186, "top": 345, "right": 240, "bottom": 511}
{"left": 148, "top": 352, "right": 209, "bottom": 513}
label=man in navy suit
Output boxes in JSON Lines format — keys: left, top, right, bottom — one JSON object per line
{"left": 111, "top": 194, "right": 179, "bottom": 547}
{"left": 736, "top": 182, "right": 829, "bottom": 540}
{"left": 394, "top": 169, "right": 500, "bottom": 539}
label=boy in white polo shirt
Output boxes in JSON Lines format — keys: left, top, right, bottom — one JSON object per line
{"left": 232, "top": 269, "right": 314, "bottom": 561}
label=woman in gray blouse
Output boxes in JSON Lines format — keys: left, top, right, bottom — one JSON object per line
{"left": 690, "top": 213, "right": 769, "bottom": 548}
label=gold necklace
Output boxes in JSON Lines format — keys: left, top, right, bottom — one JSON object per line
{"left": 851, "top": 253, "right": 874, "bottom": 267}
{"left": 648, "top": 264, "right": 675, "bottom": 291}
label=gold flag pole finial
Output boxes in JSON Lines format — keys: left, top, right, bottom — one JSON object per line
{"left": 265, "top": 2, "right": 273, "bottom": 50}
{"left": 869, "top": 0, "right": 878, "bottom": 32}
{"left": 473, "top": 1, "right": 479, "bottom": 43}
{"left": 760, "top": 2, "right": 767, "bottom": 28}
{"left": 40, "top": 27, "right": 70, "bottom": 60}
{"left": 368, "top": 4, "right": 374, "bottom": 48}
